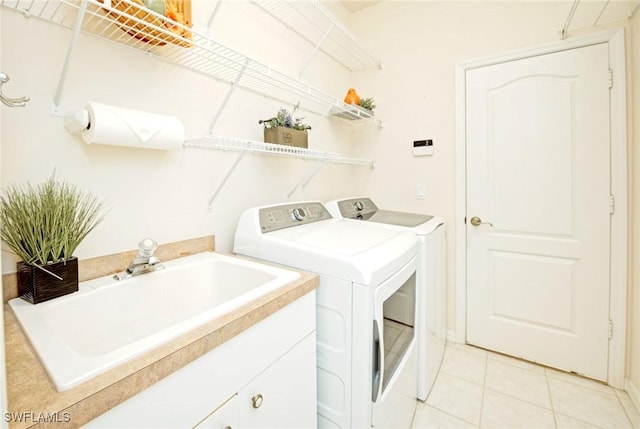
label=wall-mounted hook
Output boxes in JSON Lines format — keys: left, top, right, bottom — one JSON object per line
{"left": 0, "top": 72, "right": 30, "bottom": 108}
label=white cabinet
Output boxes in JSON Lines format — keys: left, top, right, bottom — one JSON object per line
{"left": 195, "top": 333, "right": 316, "bottom": 429}
{"left": 238, "top": 333, "right": 316, "bottom": 428}
{"left": 85, "top": 292, "right": 317, "bottom": 429}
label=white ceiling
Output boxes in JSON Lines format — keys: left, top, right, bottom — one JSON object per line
{"left": 339, "top": 0, "right": 640, "bottom": 27}
{"left": 565, "top": 0, "right": 640, "bottom": 31}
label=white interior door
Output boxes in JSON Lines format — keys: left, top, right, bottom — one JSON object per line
{"left": 465, "top": 43, "right": 611, "bottom": 381}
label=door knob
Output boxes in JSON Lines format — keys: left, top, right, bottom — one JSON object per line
{"left": 470, "top": 216, "right": 493, "bottom": 227}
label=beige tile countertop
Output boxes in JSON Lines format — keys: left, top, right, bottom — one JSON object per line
{"left": 2, "top": 236, "right": 319, "bottom": 429}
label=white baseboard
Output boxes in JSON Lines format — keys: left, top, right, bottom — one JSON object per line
{"left": 626, "top": 378, "right": 640, "bottom": 413}
{"left": 446, "top": 329, "right": 459, "bottom": 344}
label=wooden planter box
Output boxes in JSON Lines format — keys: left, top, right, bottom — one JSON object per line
{"left": 17, "top": 257, "right": 79, "bottom": 304}
{"left": 264, "top": 127, "right": 308, "bottom": 149}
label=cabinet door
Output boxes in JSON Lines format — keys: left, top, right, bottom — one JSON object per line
{"left": 238, "top": 333, "right": 317, "bottom": 429}
{"left": 194, "top": 395, "right": 238, "bottom": 429}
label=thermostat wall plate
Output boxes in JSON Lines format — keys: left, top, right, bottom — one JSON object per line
{"left": 413, "top": 139, "right": 433, "bottom": 156}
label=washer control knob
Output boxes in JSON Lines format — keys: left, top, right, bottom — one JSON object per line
{"left": 292, "top": 207, "right": 307, "bottom": 221}
{"left": 354, "top": 200, "right": 364, "bottom": 211}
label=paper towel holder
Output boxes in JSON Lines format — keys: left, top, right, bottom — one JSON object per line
{"left": 64, "top": 109, "right": 91, "bottom": 134}
{"left": 62, "top": 102, "right": 185, "bottom": 151}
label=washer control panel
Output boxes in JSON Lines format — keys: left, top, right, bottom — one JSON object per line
{"left": 259, "top": 202, "right": 333, "bottom": 233}
{"left": 336, "top": 198, "right": 379, "bottom": 219}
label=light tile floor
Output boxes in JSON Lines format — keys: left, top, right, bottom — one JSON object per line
{"left": 412, "top": 343, "right": 640, "bottom": 429}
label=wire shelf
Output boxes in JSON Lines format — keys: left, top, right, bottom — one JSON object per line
{"left": 0, "top": 0, "right": 377, "bottom": 122}
{"left": 185, "top": 135, "right": 375, "bottom": 167}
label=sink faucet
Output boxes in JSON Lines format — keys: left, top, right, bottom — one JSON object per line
{"left": 114, "top": 238, "right": 164, "bottom": 280}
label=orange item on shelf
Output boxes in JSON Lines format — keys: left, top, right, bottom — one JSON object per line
{"left": 104, "top": 0, "right": 193, "bottom": 48}
{"left": 344, "top": 88, "right": 361, "bottom": 105}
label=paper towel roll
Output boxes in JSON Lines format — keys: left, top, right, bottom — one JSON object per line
{"left": 81, "top": 102, "right": 184, "bottom": 150}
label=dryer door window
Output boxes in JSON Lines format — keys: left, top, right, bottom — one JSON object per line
{"left": 381, "top": 271, "right": 416, "bottom": 393}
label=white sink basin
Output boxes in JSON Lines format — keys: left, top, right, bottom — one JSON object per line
{"left": 9, "top": 251, "right": 300, "bottom": 392}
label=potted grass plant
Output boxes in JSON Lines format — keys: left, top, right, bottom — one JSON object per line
{"left": 358, "top": 97, "right": 376, "bottom": 114}
{"left": 259, "top": 105, "right": 311, "bottom": 149}
{"left": 0, "top": 175, "right": 105, "bottom": 304}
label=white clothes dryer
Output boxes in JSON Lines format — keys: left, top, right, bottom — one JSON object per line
{"left": 325, "top": 197, "right": 446, "bottom": 401}
{"left": 234, "top": 201, "right": 419, "bottom": 429}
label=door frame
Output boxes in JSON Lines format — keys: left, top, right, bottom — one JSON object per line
{"left": 454, "top": 28, "right": 628, "bottom": 389}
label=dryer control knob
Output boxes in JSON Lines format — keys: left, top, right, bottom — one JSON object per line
{"left": 292, "top": 207, "right": 307, "bottom": 221}
{"left": 354, "top": 200, "right": 364, "bottom": 211}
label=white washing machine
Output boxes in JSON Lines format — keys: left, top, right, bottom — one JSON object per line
{"left": 325, "top": 197, "right": 446, "bottom": 401}
{"left": 234, "top": 201, "right": 419, "bottom": 429}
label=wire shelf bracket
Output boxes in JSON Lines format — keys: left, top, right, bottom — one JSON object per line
{"left": 206, "top": 151, "right": 246, "bottom": 208}
{"left": 250, "top": 0, "right": 383, "bottom": 73}
{"left": 287, "top": 160, "right": 326, "bottom": 200}
{"left": 208, "top": 58, "right": 250, "bottom": 135}
{"left": 51, "top": 0, "right": 89, "bottom": 115}
{"left": 561, "top": 0, "right": 580, "bottom": 39}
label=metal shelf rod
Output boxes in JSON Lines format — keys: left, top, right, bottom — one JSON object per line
{"left": 251, "top": 0, "right": 382, "bottom": 72}
{"left": 51, "top": 0, "right": 88, "bottom": 114}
